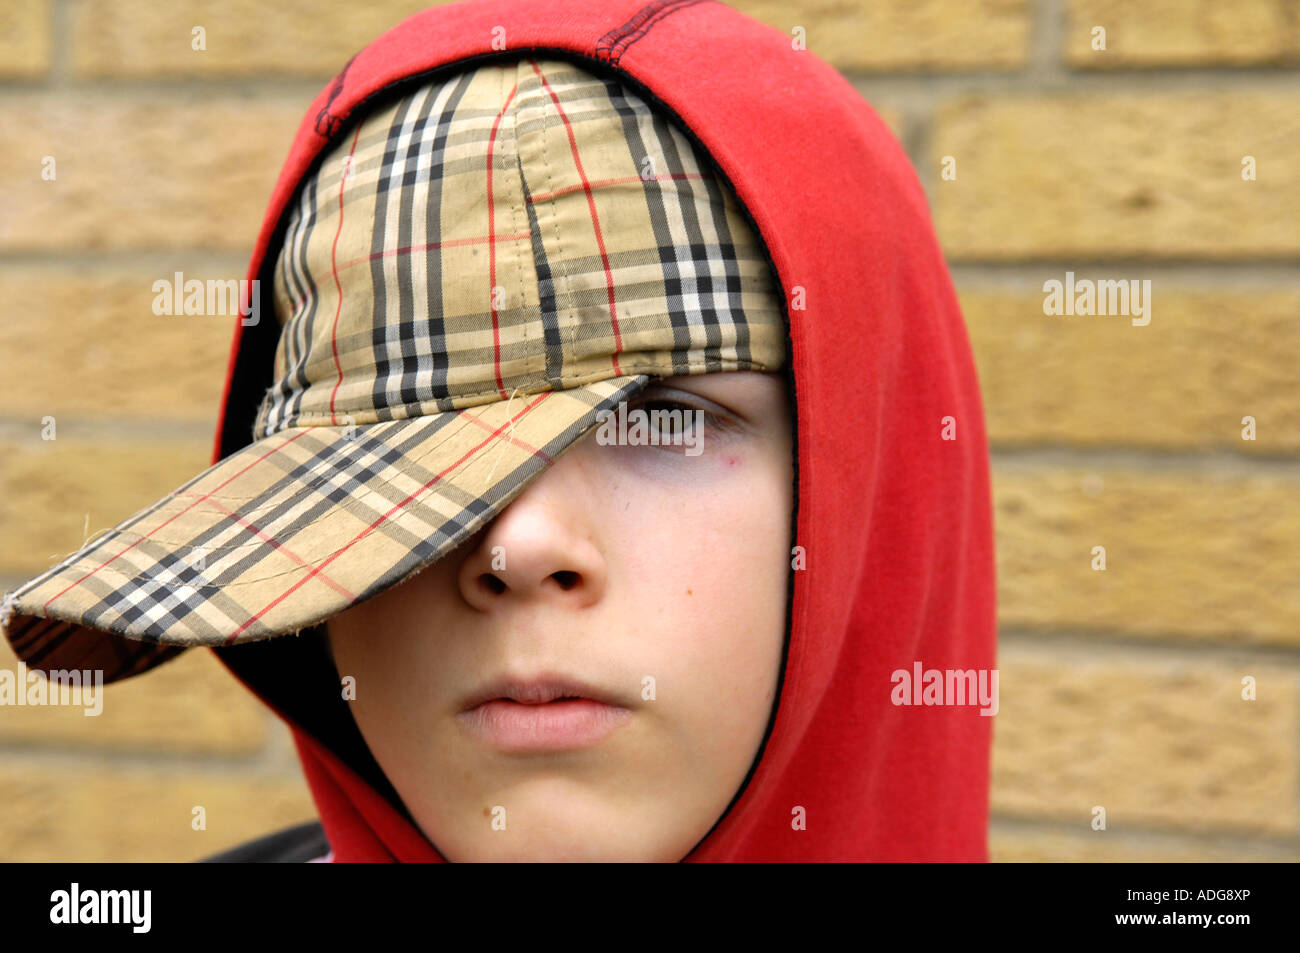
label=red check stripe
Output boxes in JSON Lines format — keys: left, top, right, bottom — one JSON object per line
{"left": 39, "top": 428, "right": 318, "bottom": 615}
{"left": 487, "top": 82, "right": 519, "bottom": 400}
{"left": 527, "top": 171, "right": 705, "bottom": 205}
{"left": 224, "top": 394, "right": 552, "bottom": 643}
{"left": 338, "top": 231, "right": 531, "bottom": 274}
{"left": 203, "top": 497, "right": 356, "bottom": 601}
{"left": 286, "top": 230, "right": 533, "bottom": 317}
{"left": 328, "top": 124, "right": 364, "bottom": 423}
{"left": 529, "top": 59, "right": 624, "bottom": 376}
{"left": 462, "top": 410, "right": 553, "bottom": 463}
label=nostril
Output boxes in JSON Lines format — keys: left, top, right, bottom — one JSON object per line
{"left": 479, "top": 574, "right": 507, "bottom": 595}
{"left": 551, "top": 570, "right": 579, "bottom": 591}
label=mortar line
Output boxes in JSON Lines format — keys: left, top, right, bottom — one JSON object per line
{"left": 997, "top": 627, "right": 1300, "bottom": 666}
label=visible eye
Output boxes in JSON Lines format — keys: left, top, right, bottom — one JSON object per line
{"left": 590, "top": 384, "right": 743, "bottom": 455}
{"left": 635, "top": 399, "right": 707, "bottom": 440}
{"left": 622, "top": 389, "right": 744, "bottom": 446}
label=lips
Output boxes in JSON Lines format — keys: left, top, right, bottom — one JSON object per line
{"left": 456, "top": 674, "right": 632, "bottom": 752}
{"left": 458, "top": 674, "right": 621, "bottom": 712}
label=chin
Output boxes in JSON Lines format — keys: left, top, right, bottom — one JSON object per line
{"left": 445, "top": 836, "right": 681, "bottom": 863}
{"left": 423, "top": 803, "right": 692, "bottom": 862}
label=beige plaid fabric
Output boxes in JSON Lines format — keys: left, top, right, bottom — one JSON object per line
{"left": 1, "top": 57, "right": 787, "bottom": 684}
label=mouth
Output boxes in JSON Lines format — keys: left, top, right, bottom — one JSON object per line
{"left": 456, "top": 674, "right": 632, "bottom": 753}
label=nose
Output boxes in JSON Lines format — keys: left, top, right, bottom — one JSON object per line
{"left": 455, "top": 443, "right": 608, "bottom": 612}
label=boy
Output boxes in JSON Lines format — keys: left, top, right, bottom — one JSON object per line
{"left": 1, "top": 0, "right": 996, "bottom": 862}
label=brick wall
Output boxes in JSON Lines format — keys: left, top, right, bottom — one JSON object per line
{"left": 1, "top": 0, "right": 1296, "bottom": 861}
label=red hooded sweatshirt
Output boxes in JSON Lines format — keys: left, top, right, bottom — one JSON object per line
{"left": 207, "top": 0, "right": 997, "bottom": 863}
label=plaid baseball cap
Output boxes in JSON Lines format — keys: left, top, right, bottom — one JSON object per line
{"left": 1, "top": 57, "right": 787, "bottom": 684}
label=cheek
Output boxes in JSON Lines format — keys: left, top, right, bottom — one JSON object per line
{"left": 328, "top": 617, "right": 388, "bottom": 726}
{"left": 611, "top": 441, "right": 791, "bottom": 610}
{"left": 611, "top": 454, "right": 790, "bottom": 734}
{"left": 328, "top": 609, "right": 431, "bottom": 748}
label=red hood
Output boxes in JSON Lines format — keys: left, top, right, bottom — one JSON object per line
{"left": 209, "top": 0, "right": 997, "bottom": 862}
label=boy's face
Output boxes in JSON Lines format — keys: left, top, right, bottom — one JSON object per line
{"left": 327, "top": 370, "right": 793, "bottom": 861}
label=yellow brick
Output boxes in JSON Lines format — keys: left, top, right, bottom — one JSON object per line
{"left": 67, "top": 0, "right": 1031, "bottom": 77}
{"left": 933, "top": 93, "right": 1300, "bottom": 258}
{"left": 0, "top": 1, "right": 52, "bottom": 77}
{"left": 994, "top": 467, "right": 1300, "bottom": 644}
{"left": 734, "top": 0, "right": 1030, "bottom": 71}
{"left": 0, "top": 94, "right": 305, "bottom": 251}
{"left": 991, "top": 825, "right": 1300, "bottom": 861}
{"left": 0, "top": 436, "right": 213, "bottom": 576}
{"left": 70, "top": 0, "right": 442, "bottom": 77}
{"left": 0, "top": 267, "right": 236, "bottom": 422}
{"left": 0, "top": 760, "right": 316, "bottom": 861}
{"left": 991, "top": 645, "right": 1300, "bottom": 834}
{"left": 961, "top": 286, "right": 1300, "bottom": 452}
{"left": 1066, "top": 0, "right": 1300, "bottom": 67}
{"left": 0, "top": 635, "right": 268, "bottom": 756}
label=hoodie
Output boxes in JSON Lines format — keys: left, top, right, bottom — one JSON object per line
{"left": 201, "top": 0, "right": 997, "bottom": 863}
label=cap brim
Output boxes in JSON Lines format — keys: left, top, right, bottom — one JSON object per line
{"left": 1, "top": 375, "right": 650, "bottom": 684}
